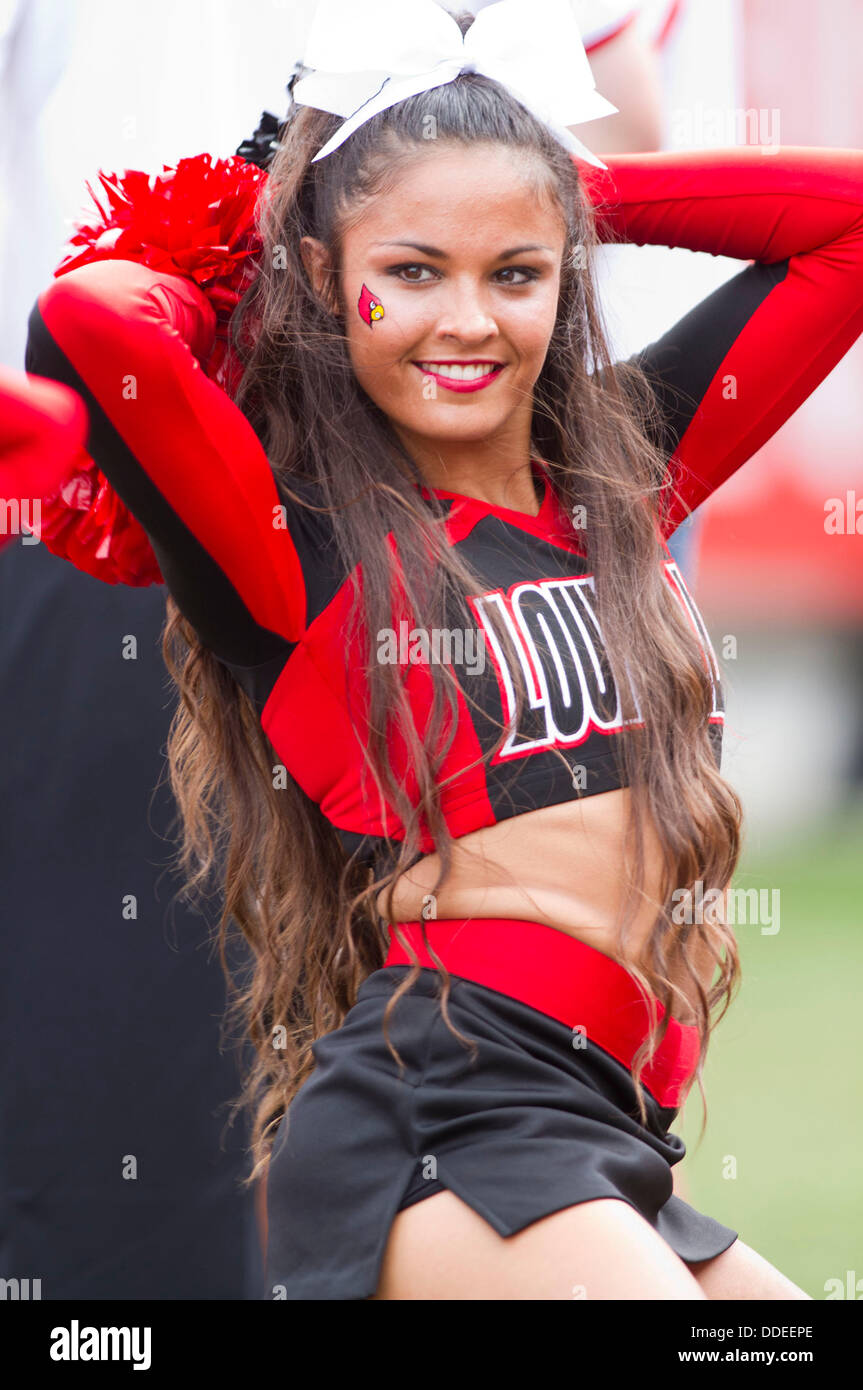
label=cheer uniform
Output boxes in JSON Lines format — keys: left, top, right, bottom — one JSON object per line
{"left": 24, "top": 144, "right": 863, "bottom": 1299}
{"left": 0, "top": 365, "right": 88, "bottom": 546}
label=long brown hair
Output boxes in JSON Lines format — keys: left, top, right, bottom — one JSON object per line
{"left": 161, "top": 31, "right": 743, "bottom": 1183}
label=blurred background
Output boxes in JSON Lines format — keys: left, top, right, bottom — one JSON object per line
{"left": 0, "top": 0, "right": 860, "bottom": 1300}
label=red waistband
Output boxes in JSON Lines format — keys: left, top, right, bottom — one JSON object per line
{"left": 384, "top": 917, "right": 700, "bottom": 1108}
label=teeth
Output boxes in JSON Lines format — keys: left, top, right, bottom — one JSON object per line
{"left": 419, "top": 362, "right": 499, "bottom": 381}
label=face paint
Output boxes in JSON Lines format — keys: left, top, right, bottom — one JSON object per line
{"left": 358, "top": 282, "right": 385, "bottom": 327}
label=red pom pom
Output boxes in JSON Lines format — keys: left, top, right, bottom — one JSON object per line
{"left": 40, "top": 152, "right": 267, "bottom": 585}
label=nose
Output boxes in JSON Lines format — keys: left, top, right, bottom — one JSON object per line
{"left": 433, "top": 276, "right": 499, "bottom": 344}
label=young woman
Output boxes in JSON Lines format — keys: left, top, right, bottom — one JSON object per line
{"left": 22, "top": 3, "right": 863, "bottom": 1300}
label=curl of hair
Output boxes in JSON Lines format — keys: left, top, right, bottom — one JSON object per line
{"left": 162, "top": 28, "right": 743, "bottom": 1185}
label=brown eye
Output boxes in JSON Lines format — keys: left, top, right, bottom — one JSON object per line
{"left": 496, "top": 267, "right": 540, "bottom": 285}
{"left": 386, "top": 263, "right": 437, "bottom": 283}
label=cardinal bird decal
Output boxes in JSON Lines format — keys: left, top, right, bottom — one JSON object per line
{"left": 358, "top": 282, "right": 385, "bottom": 326}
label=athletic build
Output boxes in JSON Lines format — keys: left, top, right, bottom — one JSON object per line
{"left": 18, "top": 0, "right": 863, "bottom": 1303}
{"left": 27, "top": 144, "right": 863, "bottom": 1034}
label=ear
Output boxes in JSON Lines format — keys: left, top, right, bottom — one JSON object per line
{"left": 299, "top": 236, "right": 341, "bottom": 316}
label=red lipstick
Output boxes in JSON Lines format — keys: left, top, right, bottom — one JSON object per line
{"left": 412, "top": 361, "right": 505, "bottom": 394}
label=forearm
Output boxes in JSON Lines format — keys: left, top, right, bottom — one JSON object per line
{"left": 578, "top": 145, "right": 863, "bottom": 264}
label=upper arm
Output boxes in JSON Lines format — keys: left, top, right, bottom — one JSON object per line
{"left": 583, "top": 146, "right": 863, "bottom": 533}
{"left": 26, "top": 257, "right": 307, "bottom": 667}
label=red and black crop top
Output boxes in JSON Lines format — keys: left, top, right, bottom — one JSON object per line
{"left": 23, "top": 145, "right": 863, "bottom": 871}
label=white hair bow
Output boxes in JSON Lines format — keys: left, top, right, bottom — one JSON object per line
{"left": 292, "top": 0, "right": 618, "bottom": 167}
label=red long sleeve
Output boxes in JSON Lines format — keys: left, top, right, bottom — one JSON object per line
{"left": 0, "top": 365, "right": 88, "bottom": 510}
{"left": 579, "top": 146, "right": 863, "bottom": 530}
{"left": 27, "top": 258, "right": 307, "bottom": 663}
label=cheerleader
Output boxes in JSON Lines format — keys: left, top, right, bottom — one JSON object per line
{"left": 23, "top": 0, "right": 863, "bottom": 1298}
{"left": 0, "top": 365, "right": 87, "bottom": 547}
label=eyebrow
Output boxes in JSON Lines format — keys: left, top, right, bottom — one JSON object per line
{"left": 371, "top": 240, "right": 553, "bottom": 259}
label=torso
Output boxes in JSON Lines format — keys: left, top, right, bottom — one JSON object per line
{"left": 376, "top": 788, "right": 721, "bottom": 1026}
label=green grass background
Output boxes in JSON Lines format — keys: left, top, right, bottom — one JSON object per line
{"left": 677, "top": 798, "right": 863, "bottom": 1298}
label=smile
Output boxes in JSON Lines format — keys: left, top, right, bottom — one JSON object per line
{"left": 413, "top": 361, "right": 505, "bottom": 392}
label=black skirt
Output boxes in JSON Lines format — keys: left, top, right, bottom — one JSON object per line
{"left": 264, "top": 961, "right": 738, "bottom": 1300}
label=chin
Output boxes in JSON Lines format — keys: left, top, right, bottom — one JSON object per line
{"left": 393, "top": 398, "right": 511, "bottom": 431}
{"left": 404, "top": 419, "right": 507, "bottom": 446}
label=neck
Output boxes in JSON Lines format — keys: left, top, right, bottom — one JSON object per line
{"left": 395, "top": 425, "right": 543, "bottom": 514}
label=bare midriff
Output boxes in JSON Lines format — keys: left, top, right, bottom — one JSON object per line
{"left": 376, "top": 787, "right": 721, "bottom": 1026}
